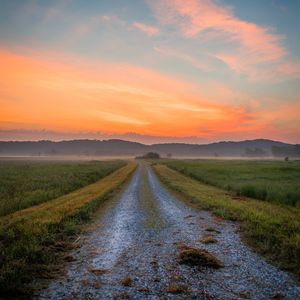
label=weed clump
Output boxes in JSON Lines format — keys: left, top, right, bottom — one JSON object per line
{"left": 177, "top": 245, "right": 223, "bottom": 268}
{"left": 63, "top": 254, "right": 76, "bottom": 262}
{"left": 167, "top": 283, "right": 189, "bottom": 294}
{"left": 205, "top": 227, "right": 220, "bottom": 233}
{"left": 121, "top": 277, "right": 133, "bottom": 287}
{"left": 272, "top": 292, "right": 285, "bottom": 300}
{"left": 201, "top": 236, "right": 217, "bottom": 244}
{"left": 89, "top": 268, "right": 108, "bottom": 276}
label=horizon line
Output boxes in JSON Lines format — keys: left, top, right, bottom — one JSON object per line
{"left": 0, "top": 138, "right": 296, "bottom": 146}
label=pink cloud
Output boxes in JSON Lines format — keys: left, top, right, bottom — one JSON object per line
{"left": 132, "top": 22, "right": 160, "bottom": 36}
{"left": 149, "top": 0, "right": 300, "bottom": 79}
{"left": 96, "top": 14, "right": 125, "bottom": 24}
{"left": 274, "top": 60, "right": 300, "bottom": 78}
{"left": 154, "top": 46, "right": 214, "bottom": 72}
{"left": 150, "top": 0, "right": 284, "bottom": 60}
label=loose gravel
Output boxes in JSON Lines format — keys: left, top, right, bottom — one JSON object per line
{"left": 39, "top": 164, "right": 300, "bottom": 299}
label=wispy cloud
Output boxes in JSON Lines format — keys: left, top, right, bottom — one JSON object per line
{"left": 149, "top": 0, "right": 300, "bottom": 80}
{"left": 154, "top": 46, "right": 214, "bottom": 72}
{"left": 132, "top": 22, "right": 160, "bottom": 36}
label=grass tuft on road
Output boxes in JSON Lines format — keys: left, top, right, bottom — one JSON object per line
{"left": 0, "top": 162, "right": 136, "bottom": 295}
{"left": 153, "top": 164, "right": 300, "bottom": 279}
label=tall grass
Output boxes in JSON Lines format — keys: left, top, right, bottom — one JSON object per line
{"left": 165, "top": 160, "right": 300, "bottom": 206}
{"left": 0, "top": 162, "right": 136, "bottom": 294}
{"left": 0, "top": 160, "right": 125, "bottom": 216}
{"left": 154, "top": 164, "right": 300, "bottom": 278}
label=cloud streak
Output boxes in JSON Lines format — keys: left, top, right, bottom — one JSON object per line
{"left": 132, "top": 22, "right": 160, "bottom": 36}
{"left": 149, "top": 0, "right": 300, "bottom": 79}
{"left": 154, "top": 46, "right": 214, "bottom": 72}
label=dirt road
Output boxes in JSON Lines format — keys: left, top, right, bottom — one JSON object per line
{"left": 40, "top": 164, "right": 300, "bottom": 299}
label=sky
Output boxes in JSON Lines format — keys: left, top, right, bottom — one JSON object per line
{"left": 0, "top": 0, "right": 300, "bottom": 144}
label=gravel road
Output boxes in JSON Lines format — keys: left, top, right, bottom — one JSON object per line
{"left": 40, "top": 164, "right": 300, "bottom": 299}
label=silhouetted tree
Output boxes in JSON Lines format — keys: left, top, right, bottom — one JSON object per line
{"left": 136, "top": 152, "right": 160, "bottom": 159}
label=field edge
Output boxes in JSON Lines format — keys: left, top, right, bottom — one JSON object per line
{"left": 0, "top": 162, "right": 137, "bottom": 296}
{"left": 152, "top": 163, "right": 300, "bottom": 281}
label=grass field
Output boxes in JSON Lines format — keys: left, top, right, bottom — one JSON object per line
{"left": 0, "top": 162, "right": 136, "bottom": 294}
{"left": 154, "top": 164, "right": 300, "bottom": 278}
{"left": 164, "top": 159, "right": 300, "bottom": 206}
{"left": 0, "top": 160, "right": 126, "bottom": 216}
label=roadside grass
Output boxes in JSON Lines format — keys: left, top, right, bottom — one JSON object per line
{"left": 0, "top": 162, "right": 136, "bottom": 295}
{"left": 0, "top": 160, "right": 126, "bottom": 216}
{"left": 164, "top": 159, "right": 300, "bottom": 206}
{"left": 153, "top": 164, "right": 300, "bottom": 279}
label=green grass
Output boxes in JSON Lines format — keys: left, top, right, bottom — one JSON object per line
{"left": 164, "top": 159, "right": 300, "bottom": 206}
{"left": 153, "top": 164, "right": 300, "bottom": 279}
{"left": 0, "top": 162, "right": 136, "bottom": 295}
{"left": 139, "top": 164, "right": 165, "bottom": 229}
{"left": 0, "top": 160, "right": 126, "bottom": 216}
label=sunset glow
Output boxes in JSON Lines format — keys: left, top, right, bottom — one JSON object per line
{"left": 0, "top": 0, "right": 299, "bottom": 143}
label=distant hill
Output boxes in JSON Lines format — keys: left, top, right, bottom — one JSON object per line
{"left": 0, "top": 139, "right": 299, "bottom": 158}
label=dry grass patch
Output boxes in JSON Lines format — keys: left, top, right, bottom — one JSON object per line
{"left": 121, "top": 277, "right": 133, "bottom": 287}
{"left": 89, "top": 268, "right": 109, "bottom": 276}
{"left": 177, "top": 244, "right": 223, "bottom": 269}
{"left": 205, "top": 227, "right": 221, "bottom": 233}
{"left": 201, "top": 236, "right": 217, "bottom": 244}
{"left": 167, "top": 283, "right": 189, "bottom": 294}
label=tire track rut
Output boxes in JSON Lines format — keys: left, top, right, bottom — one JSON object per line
{"left": 40, "top": 164, "right": 300, "bottom": 299}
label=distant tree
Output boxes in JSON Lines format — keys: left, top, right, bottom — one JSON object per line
{"left": 166, "top": 153, "right": 172, "bottom": 158}
{"left": 144, "top": 152, "right": 160, "bottom": 159}
{"left": 136, "top": 152, "right": 160, "bottom": 159}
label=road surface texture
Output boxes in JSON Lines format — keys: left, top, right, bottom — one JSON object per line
{"left": 40, "top": 164, "right": 300, "bottom": 299}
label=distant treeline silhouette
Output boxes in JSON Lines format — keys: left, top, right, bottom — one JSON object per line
{"left": 0, "top": 139, "right": 299, "bottom": 157}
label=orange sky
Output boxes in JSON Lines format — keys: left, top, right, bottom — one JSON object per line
{"left": 1, "top": 0, "right": 300, "bottom": 143}
{"left": 1, "top": 49, "right": 299, "bottom": 143}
